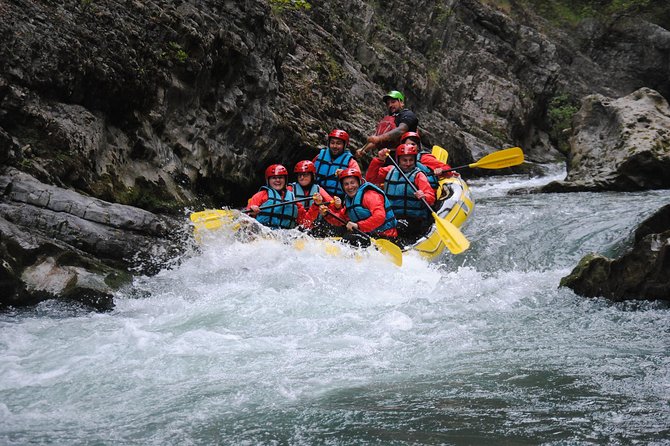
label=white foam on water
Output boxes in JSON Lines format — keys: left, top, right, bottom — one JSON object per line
{"left": 1, "top": 185, "right": 669, "bottom": 445}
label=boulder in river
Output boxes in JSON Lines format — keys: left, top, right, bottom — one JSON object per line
{"left": 542, "top": 88, "right": 670, "bottom": 192}
{"left": 560, "top": 204, "right": 670, "bottom": 302}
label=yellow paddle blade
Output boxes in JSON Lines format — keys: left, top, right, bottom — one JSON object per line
{"left": 324, "top": 243, "right": 343, "bottom": 257}
{"left": 293, "top": 239, "right": 307, "bottom": 251}
{"left": 432, "top": 212, "right": 470, "bottom": 255}
{"left": 190, "top": 209, "right": 238, "bottom": 232}
{"left": 470, "top": 147, "right": 524, "bottom": 170}
{"left": 371, "top": 238, "right": 403, "bottom": 266}
{"left": 189, "top": 209, "right": 238, "bottom": 223}
{"left": 431, "top": 145, "right": 449, "bottom": 164}
{"left": 293, "top": 239, "right": 343, "bottom": 257}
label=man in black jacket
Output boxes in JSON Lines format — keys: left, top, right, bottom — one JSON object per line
{"left": 357, "top": 90, "right": 419, "bottom": 158}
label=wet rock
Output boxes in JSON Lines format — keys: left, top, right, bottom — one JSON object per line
{"left": 541, "top": 88, "right": 670, "bottom": 192}
{"left": 560, "top": 204, "right": 670, "bottom": 302}
{"left": 20, "top": 256, "right": 117, "bottom": 311}
{"left": 0, "top": 0, "right": 293, "bottom": 208}
{"left": 572, "top": 18, "right": 670, "bottom": 100}
{"left": 0, "top": 167, "right": 186, "bottom": 309}
{"left": 0, "top": 215, "right": 122, "bottom": 311}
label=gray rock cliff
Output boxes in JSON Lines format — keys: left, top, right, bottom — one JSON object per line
{"left": 542, "top": 88, "right": 670, "bottom": 192}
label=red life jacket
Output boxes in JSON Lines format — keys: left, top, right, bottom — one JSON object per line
{"left": 375, "top": 115, "right": 397, "bottom": 152}
{"left": 375, "top": 115, "right": 396, "bottom": 136}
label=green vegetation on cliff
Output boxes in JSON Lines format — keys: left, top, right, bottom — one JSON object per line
{"left": 269, "top": 0, "right": 311, "bottom": 13}
{"left": 517, "top": 0, "right": 667, "bottom": 27}
{"left": 547, "top": 93, "right": 579, "bottom": 154}
{"left": 484, "top": 0, "right": 668, "bottom": 28}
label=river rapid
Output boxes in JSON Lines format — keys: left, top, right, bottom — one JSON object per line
{"left": 1, "top": 172, "right": 669, "bottom": 445}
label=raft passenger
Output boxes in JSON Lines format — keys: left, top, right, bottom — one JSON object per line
{"left": 365, "top": 144, "right": 435, "bottom": 246}
{"left": 289, "top": 160, "right": 334, "bottom": 232}
{"left": 317, "top": 168, "right": 397, "bottom": 247}
{"left": 313, "top": 129, "right": 360, "bottom": 199}
{"left": 401, "top": 131, "right": 457, "bottom": 179}
{"left": 247, "top": 164, "right": 319, "bottom": 229}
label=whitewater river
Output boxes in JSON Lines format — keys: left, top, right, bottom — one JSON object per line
{"left": 1, "top": 172, "right": 669, "bottom": 445}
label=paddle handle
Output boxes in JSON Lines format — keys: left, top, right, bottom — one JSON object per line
{"left": 354, "top": 143, "right": 370, "bottom": 159}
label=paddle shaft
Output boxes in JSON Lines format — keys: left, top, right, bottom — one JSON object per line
{"left": 386, "top": 154, "right": 470, "bottom": 255}
{"left": 440, "top": 162, "right": 481, "bottom": 175}
{"left": 243, "top": 196, "right": 313, "bottom": 214}
{"left": 385, "top": 155, "right": 434, "bottom": 214}
{"left": 440, "top": 147, "right": 524, "bottom": 174}
{"left": 325, "top": 209, "right": 403, "bottom": 266}
{"left": 325, "top": 209, "right": 372, "bottom": 240}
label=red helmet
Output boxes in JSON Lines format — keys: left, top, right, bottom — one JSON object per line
{"left": 294, "top": 160, "right": 316, "bottom": 174}
{"left": 338, "top": 168, "right": 362, "bottom": 182}
{"left": 401, "top": 131, "right": 421, "bottom": 143}
{"left": 328, "top": 129, "right": 350, "bottom": 147}
{"left": 396, "top": 143, "right": 419, "bottom": 158}
{"left": 265, "top": 164, "right": 288, "bottom": 180}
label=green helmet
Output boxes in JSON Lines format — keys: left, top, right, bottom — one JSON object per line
{"left": 382, "top": 90, "right": 405, "bottom": 103}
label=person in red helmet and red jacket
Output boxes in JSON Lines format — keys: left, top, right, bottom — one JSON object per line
{"left": 317, "top": 167, "right": 397, "bottom": 247}
{"left": 313, "top": 129, "right": 360, "bottom": 198}
{"left": 289, "top": 160, "right": 334, "bottom": 232}
{"left": 366, "top": 144, "right": 436, "bottom": 245}
{"left": 357, "top": 90, "right": 418, "bottom": 159}
{"left": 400, "top": 131, "right": 457, "bottom": 179}
{"left": 247, "top": 164, "right": 320, "bottom": 229}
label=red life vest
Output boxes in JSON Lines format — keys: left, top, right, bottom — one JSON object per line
{"left": 375, "top": 115, "right": 396, "bottom": 136}
{"left": 375, "top": 115, "right": 397, "bottom": 152}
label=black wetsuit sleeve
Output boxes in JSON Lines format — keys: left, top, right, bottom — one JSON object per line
{"left": 395, "top": 109, "right": 418, "bottom": 132}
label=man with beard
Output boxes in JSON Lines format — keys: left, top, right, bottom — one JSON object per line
{"left": 357, "top": 90, "right": 418, "bottom": 159}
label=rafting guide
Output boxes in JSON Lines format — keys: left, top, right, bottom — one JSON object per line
{"left": 357, "top": 90, "right": 419, "bottom": 159}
